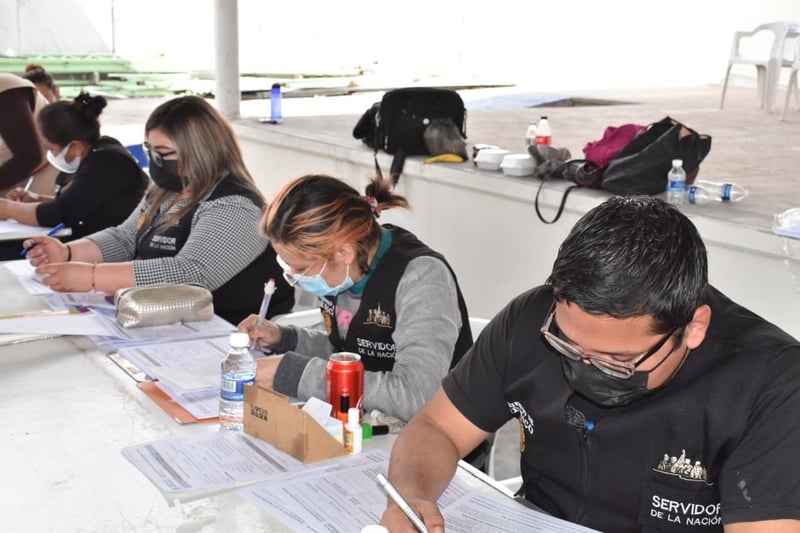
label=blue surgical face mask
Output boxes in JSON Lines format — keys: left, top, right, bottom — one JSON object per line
{"left": 296, "top": 261, "right": 354, "bottom": 297}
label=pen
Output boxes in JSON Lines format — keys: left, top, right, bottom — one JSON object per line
{"left": 250, "top": 278, "right": 276, "bottom": 352}
{"left": 376, "top": 473, "right": 429, "bottom": 533}
{"left": 20, "top": 222, "right": 66, "bottom": 256}
{"left": 22, "top": 176, "right": 35, "bottom": 193}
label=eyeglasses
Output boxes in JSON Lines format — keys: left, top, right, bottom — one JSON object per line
{"left": 276, "top": 254, "right": 323, "bottom": 287}
{"left": 142, "top": 142, "right": 177, "bottom": 168}
{"left": 540, "top": 303, "right": 681, "bottom": 379}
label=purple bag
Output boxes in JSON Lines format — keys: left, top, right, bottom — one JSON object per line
{"left": 583, "top": 124, "right": 646, "bottom": 168}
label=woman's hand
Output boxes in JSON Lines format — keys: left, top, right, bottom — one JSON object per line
{"left": 22, "top": 236, "right": 69, "bottom": 266}
{"left": 35, "top": 262, "right": 93, "bottom": 292}
{"left": 254, "top": 355, "right": 284, "bottom": 390}
{"left": 6, "top": 188, "right": 39, "bottom": 202}
{"left": 237, "top": 314, "right": 282, "bottom": 349}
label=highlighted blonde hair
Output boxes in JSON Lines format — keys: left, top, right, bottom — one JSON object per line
{"left": 264, "top": 174, "right": 408, "bottom": 274}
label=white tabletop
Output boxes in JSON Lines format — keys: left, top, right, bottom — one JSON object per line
{"left": 0, "top": 266, "right": 519, "bottom": 532}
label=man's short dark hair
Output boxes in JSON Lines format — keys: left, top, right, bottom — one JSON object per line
{"left": 547, "top": 196, "right": 708, "bottom": 333}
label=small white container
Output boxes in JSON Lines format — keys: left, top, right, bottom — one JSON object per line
{"left": 474, "top": 148, "right": 510, "bottom": 171}
{"left": 500, "top": 153, "right": 537, "bottom": 177}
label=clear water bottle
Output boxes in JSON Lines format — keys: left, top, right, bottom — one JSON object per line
{"left": 667, "top": 159, "right": 686, "bottom": 205}
{"left": 534, "top": 116, "right": 551, "bottom": 145}
{"left": 686, "top": 180, "right": 749, "bottom": 203}
{"left": 219, "top": 332, "right": 256, "bottom": 430}
{"left": 525, "top": 121, "right": 537, "bottom": 147}
{"left": 270, "top": 83, "right": 282, "bottom": 124}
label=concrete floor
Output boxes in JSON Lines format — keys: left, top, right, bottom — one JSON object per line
{"left": 98, "top": 83, "right": 800, "bottom": 482}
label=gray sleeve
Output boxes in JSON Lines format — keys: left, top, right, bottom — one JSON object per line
{"left": 295, "top": 255, "right": 462, "bottom": 422}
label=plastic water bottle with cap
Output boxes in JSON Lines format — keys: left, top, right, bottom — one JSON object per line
{"left": 219, "top": 332, "right": 256, "bottom": 430}
{"left": 525, "top": 120, "right": 537, "bottom": 148}
{"left": 535, "top": 116, "right": 551, "bottom": 145}
{"left": 666, "top": 159, "right": 686, "bottom": 205}
{"left": 686, "top": 180, "right": 749, "bottom": 204}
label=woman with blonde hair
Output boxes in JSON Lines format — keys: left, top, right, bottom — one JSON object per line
{"left": 239, "top": 173, "right": 473, "bottom": 422}
{"left": 26, "top": 95, "right": 293, "bottom": 324}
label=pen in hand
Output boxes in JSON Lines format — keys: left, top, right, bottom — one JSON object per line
{"left": 376, "top": 473, "right": 430, "bottom": 533}
{"left": 22, "top": 176, "right": 35, "bottom": 194}
{"left": 20, "top": 222, "right": 66, "bottom": 257}
{"left": 251, "top": 278, "right": 276, "bottom": 352}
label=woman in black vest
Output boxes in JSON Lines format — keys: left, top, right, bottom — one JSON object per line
{"left": 25, "top": 95, "right": 292, "bottom": 325}
{"left": 239, "top": 174, "right": 472, "bottom": 423}
{"left": 0, "top": 93, "right": 148, "bottom": 241}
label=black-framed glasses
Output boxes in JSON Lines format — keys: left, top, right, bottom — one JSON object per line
{"left": 540, "top": 303, "right": 681, "bottom": 379}
{"left": 142, "top": 142, "right": 177, "bottom": 168}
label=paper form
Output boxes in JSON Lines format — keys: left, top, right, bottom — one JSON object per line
{"left": 0, "top": 219, "right": 49, "bottom": 235}
{"left": 112, "top": 337, "right": 230, "bottom": 419}
{"left": 89, "top": 314, "right": 234, "bottom": 348}
{"left": 238, "top": 449, "right": 599, "bottom": 533}
{"left": 443, "top": 493, "right": 599, "bottom": 532}
{"left": 0, "top": 308, "right": 115, "bottom": 336}
{"left": 121, "top": 430, "right": 307, "bottom": 496}
{"left": 116, "top": 337, "right": 228, "bottom": 388}
{"left": 3, "top": 259, "right": 55, "bottom": 295}
{"left": 155, "top": 381, "right": 220, "bottom": 420}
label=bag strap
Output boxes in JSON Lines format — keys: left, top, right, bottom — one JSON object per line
{"left": 534, "top": 161, "right": 581, "bottom": 224}
{"left": 372, "top": 148, "right": 405, "bottom": 188}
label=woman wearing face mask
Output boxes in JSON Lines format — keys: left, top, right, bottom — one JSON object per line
{"left": 0, "top": 93, "right": 148, "bottom": 243}
{"left": 24, "top": 95, "right": 293, "bottom": 325}
{"left": 238, "top": 174, "right": 473, "bottom": 423}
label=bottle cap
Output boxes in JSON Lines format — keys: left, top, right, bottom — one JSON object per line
{"left": 229, "top": 332, "right": 250, "bottom": 348}
{"left": 348, "top": 407, "right": 359, "bottom": 424}
{"left": 540, "top": 115, "right": 548, "bottom": 119}
{"left": 672, "top": 159, "right": 683, "bottom": 167}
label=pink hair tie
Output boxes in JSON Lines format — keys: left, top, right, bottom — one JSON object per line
{"left": 365, "top": 196, "right": 381, "bottom": 218}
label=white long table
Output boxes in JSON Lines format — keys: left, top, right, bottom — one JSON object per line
{"left": 0, "top": 267, "right": 523, "bottom": 532}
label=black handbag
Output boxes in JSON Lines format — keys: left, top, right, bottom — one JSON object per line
{"left": 601, "top": 116, "right": 712, "bottom": 196}
{"left": 353, "top": 87, "right": 466, "bottom": 183}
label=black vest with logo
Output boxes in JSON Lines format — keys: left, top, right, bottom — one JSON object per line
{"left": 320, "top": 225, "right": 472, "bottom": 372}
{"left": 134, "top": 177, "right": 293, "bottom": 324}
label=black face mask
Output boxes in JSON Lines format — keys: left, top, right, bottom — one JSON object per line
{"left": 149, "top": 160, "right": 185, "bottom": 192}
{"left": 560, "top": 347, "right": 689, "bottom": 407}
{"left": 561, "top": 358, "right": 651, "bottom": 407}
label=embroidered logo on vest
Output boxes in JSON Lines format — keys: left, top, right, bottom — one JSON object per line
{"left": 364, "top": 303, "right": 392, "bottom": 327}
{"left": 654, "top": 448, "right": 710, "bottom": 484}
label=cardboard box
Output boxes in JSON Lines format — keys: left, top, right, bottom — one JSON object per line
{"left": 243, "top": 384, "right": 348, "bottom": 463}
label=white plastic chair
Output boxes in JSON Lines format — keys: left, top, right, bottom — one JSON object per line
{"left": 468, "top": 317, "right": 489, "bottom": 340}
{"left": 720, "top": 21, "right": 800, "bottom": 112}
{"left": 781, "top": 38, "right": 800, "bottom": 120}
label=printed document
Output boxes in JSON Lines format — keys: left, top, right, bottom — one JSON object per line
{"left": 238, "top": 449, "right": 599, "bottom": 532}
{"left": 121, "top": 430, "right": 307, "bottom": 496}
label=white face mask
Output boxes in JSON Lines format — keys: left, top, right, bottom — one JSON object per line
{"left": 47, "top": 143, "right": 81, "bottom": 174}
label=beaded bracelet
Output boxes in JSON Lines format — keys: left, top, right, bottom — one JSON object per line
{"left": 91, "top": 263, "right": 97, "bottom": 292}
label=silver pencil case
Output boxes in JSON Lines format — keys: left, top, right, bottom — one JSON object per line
{"left": 114, "top": 284, "right": 214, "bottom": 328}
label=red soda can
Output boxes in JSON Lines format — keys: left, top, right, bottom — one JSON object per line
{"left": 326, "top": 352, "right": 363, "bottom": 423}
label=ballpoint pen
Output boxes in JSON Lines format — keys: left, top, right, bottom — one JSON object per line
{"left": 20, "top": 222, "right": 66, "bottom": 256}
{"left": 376, "top": 473, "right": 430, "bottom": 533}
{"left": 251, "top": 278, "right": 276, "bottom": 352}
{"left": 22, "top": 176, "right": 35, "bottom": 193}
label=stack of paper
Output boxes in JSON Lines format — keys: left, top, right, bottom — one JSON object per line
{"left": 116, "top": 337, "right": 230, "bottom": 420}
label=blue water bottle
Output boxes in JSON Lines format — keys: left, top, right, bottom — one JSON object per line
{"left": 270, "top": 83, "right": 282, "bottom": 123}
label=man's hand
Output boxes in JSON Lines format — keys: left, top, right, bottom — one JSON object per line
{"left": 380, "top": 499, "right": 445, "bottom": 533}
